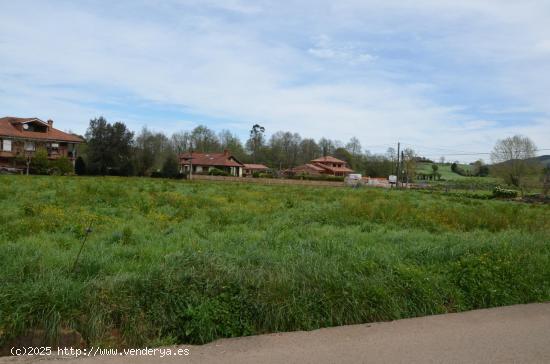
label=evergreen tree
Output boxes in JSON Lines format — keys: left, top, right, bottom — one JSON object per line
{"left": 75, "top": 156, "right": 86, "bottom": 175}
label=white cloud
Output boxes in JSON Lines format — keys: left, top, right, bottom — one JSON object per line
{"left": 0, "top": 0, "right": 549, "bottom": 162}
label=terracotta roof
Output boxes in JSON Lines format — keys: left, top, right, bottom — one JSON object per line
{"left": 243, "top": 163, "right": 269, "bottom": 170}
{"left": 180, "top": 151, "right": 243, "bottom": 167}
{"left": 317, "top": 163, "right": 353, "bottom": 172}
{"left": 311, "top": 156, "right": 347, "bottom": 164}
{"left": 0, "top": 117, "right": 84, "bottom": 143}
{"left": 292, "top": 163, "right": 325, "bottom": 172}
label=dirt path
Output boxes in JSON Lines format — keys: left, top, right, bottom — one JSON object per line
{"left": 3, "top": 303, "right": 549, "bottom": 364}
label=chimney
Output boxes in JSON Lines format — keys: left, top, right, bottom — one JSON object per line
{"left": 47, "top": 119, "right": 53, "bottom": 129}
{"left": 223, "top": 149, "right": 230, "bottom": 156}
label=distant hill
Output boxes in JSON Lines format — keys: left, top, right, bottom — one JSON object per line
{"left": 491, "top": 155, "right": 550, "bottom": 168}
{"left": 530, "top": 155, "right": 550, "bottom": 166}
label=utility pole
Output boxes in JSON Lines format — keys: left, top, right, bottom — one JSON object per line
{"left": 401, "top": 150, "right": 405, "bottom": 187}
{"left": 396, "top": 141, "right": 401, "bottom": 188}
{"left": 189, "top": 150, "right": 193, "bottom": 180}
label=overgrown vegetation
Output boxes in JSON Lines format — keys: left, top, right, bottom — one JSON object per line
{"left": 1, "top": 176, "right": 549, "bottom": 349}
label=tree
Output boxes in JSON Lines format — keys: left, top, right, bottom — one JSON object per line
{"left": 30, "top": 148, "right": 50, "bottom": 175}
{"left": 85, "top": 117, "right": 135, "bottom": 175}
{"left": 402, "top": 148, "right": 417, "bottom": 183}
{"left": 269, "top": 131, "right": 301, "bottom": 169}
{"left": 247, "top": 124, "right": 265, "bottom": 163}
{"left": 134, "top": 128, "right": 171, "bottom": 176}
{"left": 219, "top": 130, "right": 246, "bottom": 160}
{"left": 430, "top": 164, "right": 439, "bottom": 180}
{"left": 75, "top": 156, "right": 86, "bottom": 175}
{"left": 299, "top": 138, "right": 321, "bottom": 164}
{"left": 318, "top": 138, "right": 335, "bottom": 156}
{"left": 490, "top": 135, "right": 538, "bottom": 191}
{"left": 161, "top": 153, "right": 180, "bottom": 178}
{"left": 51, "top": 156, "right": 73, "bottom": 175}
{"left": 334, "top": 147, "right": 353, "bottom": 167}
{"left": 345, "top": 137, "right": 362, "bottom": 170}
{"left": 190, "top": 125, "right": 220, "bottom": 152}
{"left": 171, "top": 131, "right": 192, "bottom": 154}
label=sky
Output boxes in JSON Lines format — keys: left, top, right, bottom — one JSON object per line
{"left": 1, "top": 0, "right": 549, "bottom": 162}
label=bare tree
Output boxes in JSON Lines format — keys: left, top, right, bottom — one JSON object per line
{"left": 402, "top": 148, "right": 417, "bottom": 184}
{"left": 490, "top": 135, "right": 538, "bottom": 192}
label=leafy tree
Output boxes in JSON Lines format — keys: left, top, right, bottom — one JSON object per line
{"left": 318, "top": 138, "right": 335, "bottom": 156}
{"left": 299, "top": 138, "right": 321, "bottom": 164}
{"left": 171, "top": 131, "right": 192, "bottom": 154}
{"left": 490, "top": 135, "right": 538, "bottom": 191}
{"left": 334, "top": 147, "right": 353, "bottom": 167}
{"left": 51, "top": 156, "right": 74, "bottom": 175}
{"left": 30, "top": 148, "right": 50, "bottom": 175}
{"left": 75, "top": 156, "right": 86, "bottom": 175}
{"left": 247, "top": 124, "right": 265, "bottom": 163}
{"left": 269, "top": 131, "right": 301, "bottom": 169}
{"left": 134, "top": 127, "right": 171, "bottom": 176}
{"left": 191, "top": 125, "right": 220, "bottom": 152}
{"left": 364, "top": 153, "right": 394, "bottom": 177}
{"left": 219, "top": 130, "right": 246, "bottom": 160}
{"left": 85, "top": 117, "right": 135, "bottom": 175}
{"left": 161, "top": 153, "right": 180, "bottom": 178}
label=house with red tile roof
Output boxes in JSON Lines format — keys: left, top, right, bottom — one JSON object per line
{"left": 179, "top": 150, "right": 244, "bottom": 177}
{"left": 290, "top": 156, "right": 354, "bottom": 177}
{"left": 243, "top": 163, "right": 269, "bottom": 176}
{"left": 0, "top": 117, "right": 84, "bottom": 169}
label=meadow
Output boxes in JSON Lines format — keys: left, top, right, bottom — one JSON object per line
{"left": 0, "top": 175, "right": 549, "bottom": 348}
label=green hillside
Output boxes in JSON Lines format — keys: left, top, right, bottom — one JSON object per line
{"left": 416, "top": 163, "right": 473, "bottom": 180}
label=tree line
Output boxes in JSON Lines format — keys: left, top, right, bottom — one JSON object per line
{"left": 75, "top": 116, "right": 410, "bottom": 178}
{"left": 74, "top": 117, "right": 549, "bottom": 195}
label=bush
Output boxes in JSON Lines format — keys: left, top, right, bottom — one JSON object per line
{"left": 493, "top": 186, "right": 518, "bottom": 198}
{"left": 287, "top": 174, "right": 345, "bottom": 182}
{"left": 50, "top": 156, "right": 74, "bottom": 175}
{"left": 30, "top": 148, "right": 50, "bottom": 175}
{"left": 208, "top": 168, "right": 228, "bottom": 176}
{"left": 252, "top": 172, "right": 260, "bottom": 178}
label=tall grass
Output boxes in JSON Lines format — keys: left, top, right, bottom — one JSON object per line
{"left": 0, "top": 175, "right": 549, "bottom": 347}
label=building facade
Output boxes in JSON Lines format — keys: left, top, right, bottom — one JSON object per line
{"left": 290, "top": 156, "right": 353, "bottom": 177}
{"left": 179, "top": 150, "right": 244, "bottom": 177}
{"left": 0, "top": 117, "right": 84, "bottom": 170}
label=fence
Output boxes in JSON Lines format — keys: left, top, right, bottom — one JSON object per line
{"left": 191, "top": 174, "right": 346, "bottom": 187}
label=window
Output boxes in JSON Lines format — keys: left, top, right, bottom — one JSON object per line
{"left": 24, "top": 141, "right": 35, "bottom": 151}
{"left": 51, "top": 143, "right": 59, "bottom": 148}
{"left": 2, "top": 139, "right": 12, "bottom": 152}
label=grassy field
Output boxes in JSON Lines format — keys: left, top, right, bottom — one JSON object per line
{"left": 416, "top": 162, "right": 498, "bottom": 183}
{"left": 1, "top": 176, "right": 549, "bottom": 348}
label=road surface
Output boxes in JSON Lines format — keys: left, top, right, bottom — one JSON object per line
{"left": 2, "top": 303, "right": 549, "bottom": 364}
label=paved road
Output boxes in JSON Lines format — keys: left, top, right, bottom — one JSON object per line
{"left": 2, "top": 303, "right": 549, "bottom": 364}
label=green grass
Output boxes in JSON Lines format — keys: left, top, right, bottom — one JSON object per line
{"left": 1, "top": 175, "right": 549, "bottom": 348}
{"left": 417, "top": 162, "right": 498, "bottom": 183}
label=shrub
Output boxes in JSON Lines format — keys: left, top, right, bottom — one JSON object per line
{"left": 208, "top": 168, "right": 228, "bottom": 176}
{"left": 50, "top": 156, "right": 74, "bottom": 175}
{"left": 493, "top": 186, "right": 518, "bottom": 198}
{"left": 30, "top": 148, "right": 50, "bottom": 175}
